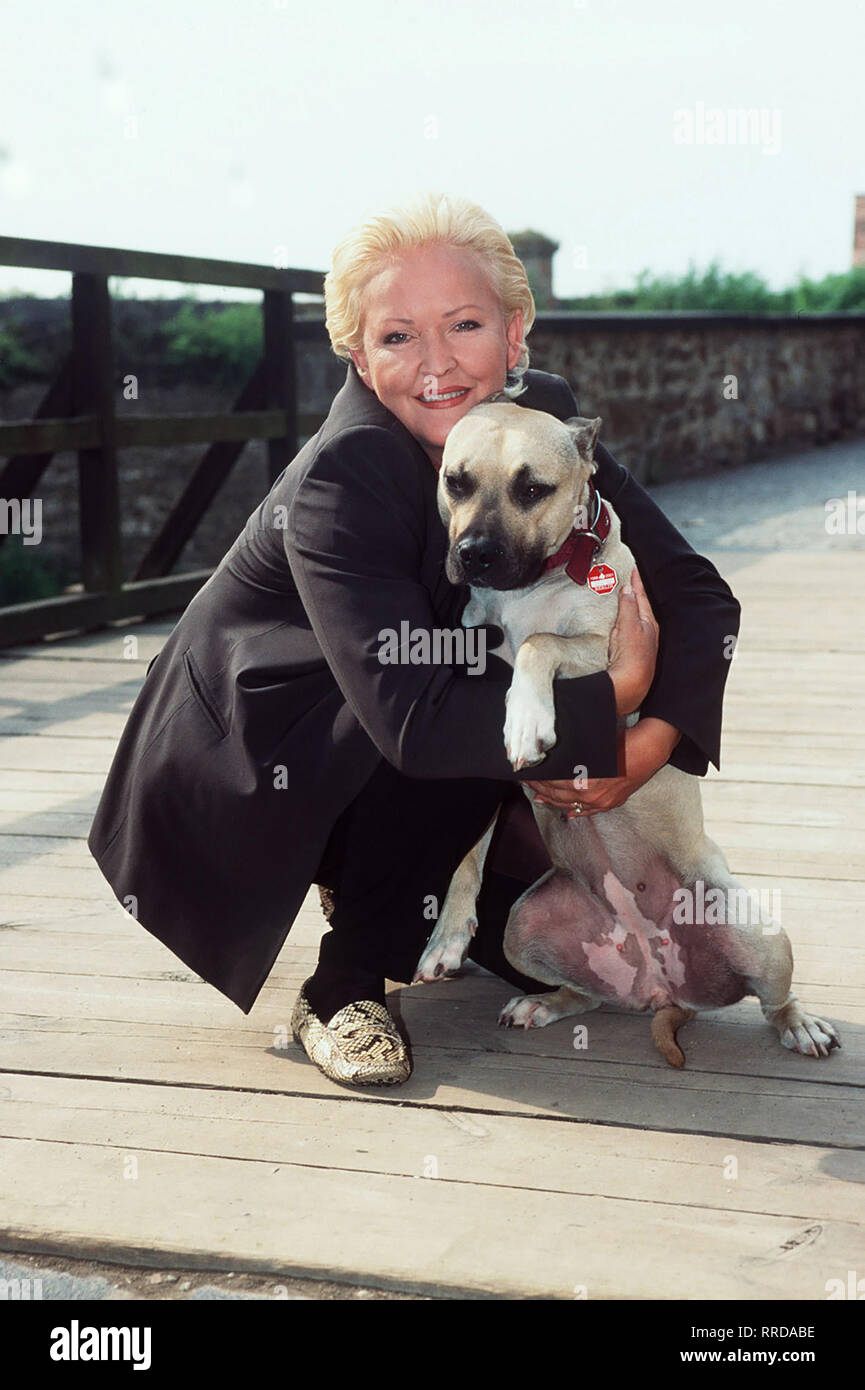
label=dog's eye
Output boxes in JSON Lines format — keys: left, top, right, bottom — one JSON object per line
{"left": 513, "top": 482, "right": 556, "bottom": 507}
{"left": 444, "top": 473, "right": 474, "bottom": 498}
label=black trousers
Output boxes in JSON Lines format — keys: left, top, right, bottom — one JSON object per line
{"left": 313, "top": 757, "right": 555, "bottom": 994}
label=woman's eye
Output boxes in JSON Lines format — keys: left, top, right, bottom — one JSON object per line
{"left": 383, "top": 331, "right": 410, "bottom": 344}
{"left": 454, "top": 319, "right": 480, "bottom": 331}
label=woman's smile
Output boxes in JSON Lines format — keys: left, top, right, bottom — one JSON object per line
{"left": 414, "top": 385, "right": 471, "bottom": 408}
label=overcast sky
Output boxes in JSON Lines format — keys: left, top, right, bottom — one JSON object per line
{"left": 1, "top": 0, "right": 863, "bottom": 301}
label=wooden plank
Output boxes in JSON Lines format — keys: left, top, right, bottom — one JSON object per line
{"left": 2, "top": 925, "right": 862, "bottom": 994}
{"left": 726, "top": 651, "right": 865, "bottom": 673}
{"left": 115, "top": 410, "right": 286, "bottom": 448}
{"left": 702, "top": 783, "right": 865, "bottom": 827}
{"left": 0, "top": 835, "right": 99, "bottom": 865}
{"left": 711, "top": 765, "right": 865, "bottom": 789}
{"left": 0, "top": 655, "right": 157, "bottom": 680}
{"left": 0, "top": 972, "right": 859, "bottom": 1132}
{"left": 0, "top": 741, "right": 115, "bottom": 773}
{"left": 3, "top": 1133, "right": 861, "bottom": 1299}
{"left": 0, "top": 234, "right": 324, "bottom": 293}
{"left": 0, "top": 677, "right": 141, "bottom": 702}
{"left": 3, "top": 1071, "right": 862, "bottom": 1223}
{"left": 0, "top": 1017, "right": 860, "bottom": 1154}
{"left": 0, "top": 574, "right": 209, "bottom": 648}
{"left": 0, "top": 811, "right": 102, "bottom": 836}
{"left": 0, "top": 417, "right": 99, "bottom": 455}
{"left": 0, "top": 718, "right": 130, "bottom": 741}
{"left": 0, "top": 411, "right": 294, "bottom": 454}
{"left": 3, "top": 732, "right": 864, "bottom": 782}
{"left": 0, "top": 618, "right": 175, "bottom": 659}
{"left": 0, "top": 769, "right": 111, "bottom": 792}
{"left": 3, "top": 906, "right": 864, "bottom": 957}
{"left": 17, "top": 804, "right": 861, "bottom": 845}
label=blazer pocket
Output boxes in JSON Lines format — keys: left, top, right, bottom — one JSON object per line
{"left": 182, "top": 646, "right": 229, "bottom": 739}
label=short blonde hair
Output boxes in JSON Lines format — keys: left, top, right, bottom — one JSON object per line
{"left": 324, "top": 191, "right": 535, "bottom": 392}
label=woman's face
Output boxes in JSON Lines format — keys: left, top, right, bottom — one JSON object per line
{"left": 349, "top": 243, "right": 524, "bottom": 468}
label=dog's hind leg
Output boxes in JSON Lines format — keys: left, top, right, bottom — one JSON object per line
{"left": 748, "top": 930, "right": 841, "bottom": 1059}
{"left": 413, "top": 811, "right": 499, "bottom": 983}
{"left": 497, "top": 866, "right": 612, "bottom": 1027}
{"left": 686, "top": 839, "right": 841, "bottom": 1058}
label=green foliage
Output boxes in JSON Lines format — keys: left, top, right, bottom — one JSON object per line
{"left": 160, "top": 300, "right": 262, "bottom": 384}
{"left": 0, "top": 318, "right": 44, "bottom": 388}
{"left": 558, "top": 262, "right": 865, "bottom": 313}
{"left": 0, "top": 535, "right": 63, "bottom": 605}
{"left": 789, "top": 268, "right": 865, "bottom": 312}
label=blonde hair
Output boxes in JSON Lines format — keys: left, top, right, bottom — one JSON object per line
{"left": 324, "top": 191, "right": 535, "bottom": 394}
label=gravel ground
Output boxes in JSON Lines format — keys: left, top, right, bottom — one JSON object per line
{"left": 0, "top": 1250, "right": 432, "bottom": 1301}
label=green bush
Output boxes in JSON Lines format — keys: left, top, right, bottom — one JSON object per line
{"left": 0, "top": 534, "right": 64, "bottom": 605}
{"left": 558, "top": 262, "right": 865, "bottom": 313}
{"left": 0, "top": 318, "right": 44, "bottom": 388}
{"left": 160, "top": 300, "right": 262, "bottom": 384}
{"left": 789, "top": 268, "right": 865, "bottom": 312}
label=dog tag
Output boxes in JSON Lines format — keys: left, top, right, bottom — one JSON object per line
{"left": 587, "top": 563, "right": 617, "bottom": 594}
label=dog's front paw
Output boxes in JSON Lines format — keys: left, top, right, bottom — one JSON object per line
{"left": 413, "top": 917, "right": 477, "bottom": 984}
{"left": 776, "top": 1006, "right": 841, "bottom": 1058}
{"left": 504, "top": 679, "right": 556, "bottom": 771}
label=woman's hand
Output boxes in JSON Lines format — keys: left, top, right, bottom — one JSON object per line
{"left": 607, "top": 567, "right": 659, "bottom": 716}
{"left": 525, "top": 717, "right": 682, "bottom": 817}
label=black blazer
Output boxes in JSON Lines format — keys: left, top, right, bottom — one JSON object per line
{"left": 87, "top": 362, "right": 740, "bottom": 1012}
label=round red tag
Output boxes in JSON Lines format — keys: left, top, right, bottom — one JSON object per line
{"left": 587, "top": 563, "right": 617, "bottom": 594}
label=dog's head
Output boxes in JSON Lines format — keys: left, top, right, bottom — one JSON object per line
{"left": 437, "top": 400, "right": 602, "bottom": 589}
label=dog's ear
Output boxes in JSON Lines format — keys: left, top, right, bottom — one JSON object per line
{"left": 563, "top": 415, "right": 602, "bottom": 464}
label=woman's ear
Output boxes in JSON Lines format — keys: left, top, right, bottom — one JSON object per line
{"left": 349, "top": 347, "right": 370, "bottom": 381}
{"left": 505, "top": 309, "right": 524, "bottom": 370}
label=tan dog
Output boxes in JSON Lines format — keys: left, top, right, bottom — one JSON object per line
{"left": 413, "top": 401, "right": 840, "bottom": 1067}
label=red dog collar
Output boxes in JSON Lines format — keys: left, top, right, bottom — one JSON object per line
{"left": 541, "top": 480, "right": 611, "bottom": 585}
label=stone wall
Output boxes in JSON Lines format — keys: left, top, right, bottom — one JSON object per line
{"left": 525, "top": 314, "right": 865, "bottom": 484}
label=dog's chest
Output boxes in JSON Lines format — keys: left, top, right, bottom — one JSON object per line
{"left": 464, "top": 576, "right": 617, "bottom": 665}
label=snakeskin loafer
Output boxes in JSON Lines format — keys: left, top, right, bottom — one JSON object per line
{"left": 291, "top": 979, "right": 412, "bottom": 1087}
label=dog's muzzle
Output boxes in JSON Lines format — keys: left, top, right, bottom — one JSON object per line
{"left": 448, "top": 532, "right": 543, "bottom": 589}
{"left": 454, "top": 534, "right": 506, "bottom": 583}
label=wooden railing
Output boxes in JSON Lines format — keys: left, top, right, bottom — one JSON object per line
{"left": 0, "top": 235, "right": 325, "bottom": 647}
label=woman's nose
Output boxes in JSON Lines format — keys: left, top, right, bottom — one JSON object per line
{"left": 419, "top": 332, "right": 458, "bottom": 378}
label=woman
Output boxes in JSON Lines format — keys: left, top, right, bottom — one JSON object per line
{"left": 87, "top": 192, "right": 740, "bottom": 1087}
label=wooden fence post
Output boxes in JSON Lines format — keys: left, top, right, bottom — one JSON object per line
{"left": 263, "top": 288, "right": 297, "bottom": 485}
{"left": 71, "top": 272, "right": 122, "bottom": 594}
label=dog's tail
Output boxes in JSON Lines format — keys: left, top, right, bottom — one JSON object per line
{"left": 651, "top": 1005, "right": 696, "bottom": 1068}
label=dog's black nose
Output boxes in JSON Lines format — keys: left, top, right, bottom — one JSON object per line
{"left": 456, "top": 534, "right": 505, "bottom": 578}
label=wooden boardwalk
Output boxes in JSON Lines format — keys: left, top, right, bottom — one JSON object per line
{"left": 1, "top": 543, "right": 863, "bottom": 1300}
